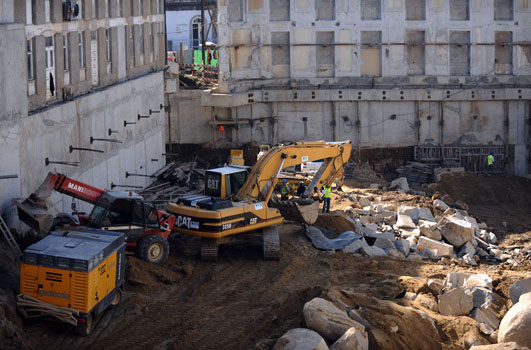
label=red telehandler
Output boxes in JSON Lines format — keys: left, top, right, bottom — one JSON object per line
{"left": 15, "top": 173, "right": 176, "bottom": 265}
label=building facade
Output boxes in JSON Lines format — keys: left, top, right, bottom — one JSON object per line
{"left": 0, "top": 0, "right": 167, "bottom": 219}
{"left": 191, "top": 0, "right": 531, "bottom": 174}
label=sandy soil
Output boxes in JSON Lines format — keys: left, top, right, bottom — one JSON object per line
{"left": 2, "top": 173, "right": 531, "bottom": 350}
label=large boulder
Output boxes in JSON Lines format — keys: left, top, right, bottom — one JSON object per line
{"left": 417, "top": 236, "right": 454, "bottom": 258}
{"left": 438, "top": 216, "right": 475, "bottom": 248}
{"left": 418, "top": 207, "right": 436, "bottom": 222}
{"left": 303, "top": 297, "right": 365, "bottom": 343}
{"left": 273, "top": 328, "right": 329, "bottom": 350}
{"left": 393, "top": 238, "right": 410, "bottom": 257}
{"left": 330, "top": 327, "right": 369, "bottom": 350}
{"left": 360, "top": 245, "right": 387, "bottom": 257}
{"left": 498, "top": 300, "right": 531, "bottom": 347}
{"left": 508, "top": 278, "right": 531, "bottom": 304}
{"left": 438, "top": 288, "right": 474, "bottom": 316}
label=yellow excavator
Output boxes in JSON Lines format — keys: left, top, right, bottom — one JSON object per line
{"left": 167, "top": 141, "right": 352, "bottom": 260}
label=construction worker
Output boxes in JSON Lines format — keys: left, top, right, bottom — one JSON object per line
{"left": 296, "top": 181, "right": 306, "bottom": 197}
{"left": 280, "top": 179, "right": 290, "bottom": 200}
{"left": 321, "top": 185, "right": 332, "bottom": 213}
{"left": 487, "top": 151, "right": 495, "bottom": 175}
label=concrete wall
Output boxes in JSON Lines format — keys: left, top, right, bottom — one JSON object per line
{"left": 18, "top": 72, "right": 165, "bottom": 215}
{"left": 166, "top": 10, "right": 216, "bottom": 50}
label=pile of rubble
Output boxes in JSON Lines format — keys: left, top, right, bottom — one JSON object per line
{"left": 271, "top": 273, "right": 531, "bottom": 350}
{"left": 315, "top": 179, "right": 523, "bottom": 266}
{"left": 140, "top": 162, "right": 204, "bottom": 204}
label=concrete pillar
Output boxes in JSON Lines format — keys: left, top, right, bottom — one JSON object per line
{"left": 32, "top": 0, "right": 45, "bottom": 25}
{"left": 70, "top": 32, "right": 80, "bottom": 86}
{"left": 97, "top": 27, "right": 107, "bottom": 84}
{"left": 54, "top": 33, "right": 64, "bottom": 98}
{"left": 13, "top": 0, "right": 26, "bottom": 23}
{"left": 110, "top": 26, "right": 119, "bottom": 80}
{"left": 34, "top": 35, "right": 47, "bottom": 104}
{"left": 50, "top": 0, "right": 62, "bottom": 23}
{"left": 0, "top": 0, "right": 15, "bottom": 23}
{"left": 143, "top": 22, "right": 150, "bottom": 65}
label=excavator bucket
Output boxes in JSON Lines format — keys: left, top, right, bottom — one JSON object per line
{"left": 14, "top": 173, "right": 58, "bottom": 235}
{"left": 269, "top": 198, "right": 320, "bottom": 225}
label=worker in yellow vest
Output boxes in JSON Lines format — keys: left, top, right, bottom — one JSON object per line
{"left": 280, "top": 179, "right": 290, "bottom": 200}
{"left": 487, "top": 151, "right": 495, "bottom": 175}
{"left": 321, "top": 185, "right": 332, "bottom": 213}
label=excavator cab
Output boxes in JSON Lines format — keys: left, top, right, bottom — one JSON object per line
{"left": 204, "top": 166, "right": 249, "bottom": 200}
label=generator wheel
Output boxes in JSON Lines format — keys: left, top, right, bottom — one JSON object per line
{"left": 111, "top": 288, "right": 122, "bottom": 306}
{"left": 136, "top": 235, "right": 170, "bottom": 265}
{"left": 76, "top": 313, "right": 93, "bottom": 337}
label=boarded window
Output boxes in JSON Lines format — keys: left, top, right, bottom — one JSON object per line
{"left": 360, "top": 31, "right": 381, "bottom": 76}
{"left": 495, "top": 31, "right": 512, "bottom": 74}
{"left": 494, "top": 0, "right": 514, "bottom": 20}
{"left": 449, "top": 31, "right": 470, "bottom": 76}
{"left": 272, "top": 32, "right": 290, "bottom": 78}
{"left": 406, "top": 0, "right": 426, "bottom": 20}
{"left": 361, "top": 0, "right": 381, "bottom": 20}
{"left": 316, "top": 0, "right": 335, "bottom": 20}
{"left": 406, "top": 31, "right": 425, "bottom": 75}
{"left": 271, "top": 0, "right": 289, "bottom": 21}
{"left": 316, "top": 32, "right": 334, "bottom": 77}
{"left": 228, "top": 0, "right": 244, "bottom": 22}
{"left": 450, "top": 0, "right": 469, "bottom": 20}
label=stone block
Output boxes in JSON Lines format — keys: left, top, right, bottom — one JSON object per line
{"left": 303, "top": 297, "right": 365, "bottom": 343}
{"left": 343, "top": 238, "right": 369, "bottom": 254}
{"left": 358, "top": 197, "right": 371, "bottom": 207}
{"left": 273, "top": 328, "right": 329, "bottom": 350}
{"left": 469, "top": 287, "right": 494, "bottom": 308}
{"left": 398, "top": 205, "right": 418, "bottom": 221}
{"left": 373, "top": 237, "right": 395, "bottom": 250}
{"left": 399, "top": 228, "right": 421, "bottom": 237}
{"left": 444, "top": 272, "right": 471, "bottom": 289}
{"left": 438, "top": 216, "right": 475, "bottom": 248}
{"left": 386, "top": 248, "right": 406, "bottom": 259}
{"left": 417, "top": 236, "right": 454, "bottom": 258}
{"left": 458, "top": 242, "right": 476, "bottom": 258}
{"left": 396, "top": 214, "right": 416, "bottom": 229}
{"left": 394, "top": 238, "right": 410, "bottom": 256}
{"left": 473, "top": 308, "right": 500, "bottom": 330}
{"left": 433, "top": 199, "right": 450, "bottom": 211}
{"left": 407, "top": 253, "right": 424, "bottom": 261}
{"left": 418, "top": 207, "right": 436, "bottom": 222}
{"left": 330, "top": 327, "right": 368, "bottom": 350}
{"left": 464, "top": 274, "right": 493, "bottom": 290}
{"left": 438, "top": 287, "right": 474, "bottom": 316}
{"left": 358, "top": 215, "right": 374, "bottom": 226}
{"left": 463, "top": 253, "right": 478, "bottom": 266}
{"left": 427, "top": 279, "right": 444, "bottom": 296}
{"left": 508, "top": 278, "right": 531, "bottom": 304}
{"left": 360, "top": 245, "right": 387, "bottom": 257}
{"left": 389, "top": 177, "right": 409, "bottom": 192}
{"left": 419, "top": 220, "right": 442, "bottom": 240}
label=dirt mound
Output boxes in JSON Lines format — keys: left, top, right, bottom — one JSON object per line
{"left": 437, "top": 173, "right": 531, "bottom": 207}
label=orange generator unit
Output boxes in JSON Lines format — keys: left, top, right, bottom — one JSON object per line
{"left": 18, "top": 228, "right": 125, "bottom": 336}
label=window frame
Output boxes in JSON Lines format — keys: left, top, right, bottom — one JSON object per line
{"left": 27, "top": 39, "right": 34, "bottom": 81}
{"left": 63, "top": 34, "right": 70, "bottom": 72}
{"left": 79, "top": 32, "right": 86, "bottom": 68}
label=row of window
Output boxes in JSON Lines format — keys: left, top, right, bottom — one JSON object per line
{"left": 230, "top": 0, "right": 520, "bottom": 22}
{"left": 25, "top": 0, "right": 164, "bottom": 25}
{"left": 26, "top": 24, "right": 159, "bottom": 98}
{"left": 269, "top": 30, "right": 514, "bottom": 77}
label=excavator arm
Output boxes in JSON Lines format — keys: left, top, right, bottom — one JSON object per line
{"left": 235, "top": 141, "right": 352, "bottom": 202}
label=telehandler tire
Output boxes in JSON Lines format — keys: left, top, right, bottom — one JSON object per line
{"left": 136, "top": 235, "right": 170, "bottom": 265}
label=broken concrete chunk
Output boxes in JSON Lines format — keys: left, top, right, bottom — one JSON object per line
{"left": 343, "top": 238, "right": 369, "bottom": 254}
{"left": 433, "top": 199, "right": 450, "bottom": 211}
{"left": 303, "top": 298, "right": 365, "bottom": 343}
{"left": 406, "top": 235, "right": 418, "bottom": 251}
{"left": 438, "top": 216, "right": 475, "bottom": 248}
{"left": 473, "top": 308, "right": 500, "bottom": 330}
{"left": 414, "top": 293, "right": 439, "bottom": 312}
{"left": 358, "top": 216, "right": 373, "bottom": 226}
{"left": 398, "top": 206, "right": 418, "bottom": 221}
{"left": 438, "top": 287, "right": 474, "bottom": 316}
{"left": 469, "top": 287, "right": 494, "bottom": 308}
{"left": 465, "top": 274, "right": 493, "bottom": 290}
{"left": 417, "top": 236, "right": 454, "bottom": 258}
{"left": 396, "top": 214, "right": 416, "bottom": 229}
{"left": 508, "top": 278, "right": 531, "bottom": 304}
{"left": 465, "top": 216, "right": 479, "bottom": 228}
{"left": 365, "top": 231, "right": 395, "bottom": 241}
{"left": 358, "top": 197, "right": 371, "bottom": 208}
{"left": 273, "top": 328, "right": 329, "bottom": 350}
{"left": 329, "top": 327, "right": 368, "bottom": 350}
{"left": 398, "top": 227, "right": 421, "bottom": 238}
{"left": 355, "top": 209, "right": 371, "bottom": 216}
{"left": 487, "top": 232, "right": 498, "bottom": 244}
{"left": 463, "top": 253, "right": 478, "bottom": 266}
{"left": 427, "top": 280, "right": 444, "bottom": 296}
{"left": 373, "top": 237, "right": 395, "bottom": 250}
{"left": 386, "top": 248, "right": 406, "bottom": 259}
{"left": 444, "top": 272, "right": 471, "bottom": 289}
{"left": 417, "top": 207, "right": 436, "bottom": 222}
{"left": 458, "top": 242, "right": 476, "bottom": 258}
{"left": 393, "top": 238, "right": 410, "bottom": 257}
{"left": 419, "top": 220, "right": 442, "bottom": 240}
{"left": 360, "top": 245, "right": 387, "bottom": 257}
{"left": 407, "top": 253, "right": 424, "bottom": 261}
{"left": 389, "top": 177, "right": 410, "bottom": 192}
{"left": 373, "top": 204, "right": 393, "bottom": 213}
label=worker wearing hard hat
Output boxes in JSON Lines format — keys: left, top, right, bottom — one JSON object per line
{"left": 487, "top": 151, "right": 495, "bottom": 176}
{"left": 280, "top": 179, "right": 290, "bottom": 200}
{"left": 321, "top": 185, "right": 332, "bottom": 213}
{"left": 296, "top": 181, "right": 306, "bottom": 197}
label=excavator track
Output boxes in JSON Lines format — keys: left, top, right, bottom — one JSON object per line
{"left": 262, "top": 226, "right": 280, "bottom": 260}
{"left": 200, "top": 238, "right": 219, "bottom": 261}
